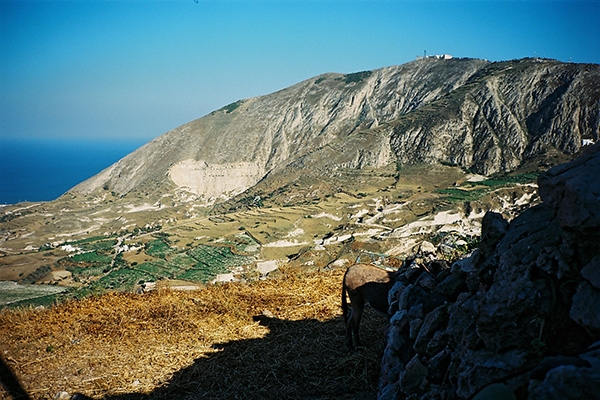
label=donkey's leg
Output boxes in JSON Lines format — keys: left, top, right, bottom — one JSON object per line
{"left": 345, "top": 306, "right": 355, "bottom": 349}
{"left": 352, "top": 301, "right": 365, "bottom": 348}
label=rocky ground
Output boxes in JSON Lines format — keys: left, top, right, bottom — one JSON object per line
{"left": 379, "top": 143, "right": 600, "bottom": 399}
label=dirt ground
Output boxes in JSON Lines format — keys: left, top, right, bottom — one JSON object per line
{"left": 0, "top": 268, "right": 387, "bottom": 400}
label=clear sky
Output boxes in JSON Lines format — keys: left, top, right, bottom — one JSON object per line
{"left": 1, "top": 0, "right": 599, "bottom": 143}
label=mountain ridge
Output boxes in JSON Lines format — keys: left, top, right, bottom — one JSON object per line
{"left": 69, "top": 58, "right": 487, "bottom": 201}
{"left": 69, "top": 57, "right": 599, "bottom": 209}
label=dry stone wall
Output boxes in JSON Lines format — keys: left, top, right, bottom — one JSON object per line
{"left": 379, "top": 143, "right": 600, "bottom": 399}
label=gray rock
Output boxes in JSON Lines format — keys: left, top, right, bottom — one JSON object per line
{"left": 538, "top": 143, "right": 600, "bottom": 230}
{"left": 398, "top": 284, "right": 447, "bottom": 317}
{"left": 427, "top": 349, "right": 451, "bottom": 385}
{"left": 419, "top": 241, "right": 437, "bottom": 255}
{"left": 387, "top": 280, "right": 407, "bottom": 314}
{"left": 407, "top": 302, "right": 424, "bottom": 319}
{"left": 581, "top": 256, "right": 600, "bottom": 290}
{"left": 528, "top": 364, "right": 600, "bottom": 400}
{"left": 452, "top": 252, "right": 477, "bottom": 274}
{"left": 570, "top": 280, "right": 600, "bottom": 336}
{"left": 473, "top": 383, "right": 516, "bottom": 400}
{"left": 414, "top": 306, "right": 449, "bottom": 356}
{"left": 386, "top": 312, "right": 413, "bottom": 365}
{"left": 400, "top": 355, "right": 428, "bottom": 394}
{"left": 437, "top": 243, "right": 455, "bottom": 256}
{"left": 456, "top": 350, "right": 527, "bottom": 399}
{"left": 478, "top": 211, "right": 508, "bottom": 259}
{"left": 416, "top": 271, "right": 437, "bottom": 290}
{"left": 409, "top": 318, "right": 423, "bottom": 340}
{"left": 496, "top": 204, "right": 559, "bottom": 271}
{"left": 389, "top": 309, "right": 408, "bottom": 327}
{"left": 435, "top": 272, "right": 467, "bottom": 299}
{"left": 379, "top": 344, "right": 404, "bottom": 397}
{"left": 377, "top": 381, "right": 400, "bottom": 400}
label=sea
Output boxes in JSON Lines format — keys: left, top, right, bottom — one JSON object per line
{"left": 0, "top": 137, "right": 147, "bottom": 205}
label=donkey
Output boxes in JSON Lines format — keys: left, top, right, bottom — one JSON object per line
{"left": 341, "top": 263, "right": 399, "bottom": 349}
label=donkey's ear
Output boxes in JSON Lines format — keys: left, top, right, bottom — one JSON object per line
{"left": 253, "top": 310, "right": 277, "bottom": 326}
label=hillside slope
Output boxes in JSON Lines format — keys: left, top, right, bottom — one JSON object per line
{"left": 71, "top": 58, "right": 486, "bottom": 203}
{"left": 386, "top": 59, "right": 600, "bottom": 174}
{"left": 69, "top": 58, "right": 599, "bottom": 208}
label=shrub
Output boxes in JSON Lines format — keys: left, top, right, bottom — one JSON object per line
{"left": 220, "top": 100, "right": 244, "bottom": 114}
{"left": 342, "top": 70, "right": 373, "bottom": 84}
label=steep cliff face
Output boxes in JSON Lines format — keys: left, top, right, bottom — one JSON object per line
{"left": 387, "top": 59, "right": 600, "bottom": 175}
{"left": 70, "top": 58, "right": 599, "bottom": 205}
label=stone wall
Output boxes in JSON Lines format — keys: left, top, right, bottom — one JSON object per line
{"left": 379, "top": 143, "right": 600, "bottom": 399}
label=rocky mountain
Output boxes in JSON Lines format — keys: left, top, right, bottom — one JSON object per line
{"left": 69, "top": 58, "right": 599, "bottom": 208}
{"left": 2, "top": 57, "right": 599, "bottom": 303}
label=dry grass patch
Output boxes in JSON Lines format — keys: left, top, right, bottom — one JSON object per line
{"left": 0, "top": 268, "right": 386, "bottom": 399}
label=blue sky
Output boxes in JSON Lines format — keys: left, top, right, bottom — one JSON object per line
{"left": 1, "top": 0, "right": 599, "bottom": 143}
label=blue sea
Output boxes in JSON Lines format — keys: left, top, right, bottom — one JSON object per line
{"left": 0, "top": 138, "right": 147, "bottom": 205}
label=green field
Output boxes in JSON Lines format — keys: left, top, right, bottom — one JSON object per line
{"left": 0, "top": 281, "right": 67, "bottom": 306}
{"left": 52, "top": 233, "right": 258, "bottom": 300}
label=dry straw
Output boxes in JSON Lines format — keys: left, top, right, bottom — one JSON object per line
{"left": 0, "top": 267, "right": 387, "bottom": 399}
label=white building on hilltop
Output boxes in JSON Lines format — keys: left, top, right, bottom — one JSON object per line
{"left": 416, "top": 53, "right": 453, "bottom": 60}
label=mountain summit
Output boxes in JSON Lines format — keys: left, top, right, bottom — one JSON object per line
{"left": 70, "top": 58, "right": 599, "bottom": 207}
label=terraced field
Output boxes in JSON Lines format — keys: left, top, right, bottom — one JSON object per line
{"left": 1, "top": 164, "right": 539, "bottom": 308}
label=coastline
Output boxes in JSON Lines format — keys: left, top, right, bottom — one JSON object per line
{"left": 0, "top": 137, "right": 145, "bottom": 205}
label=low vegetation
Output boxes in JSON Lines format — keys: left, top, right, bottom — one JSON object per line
{"left": 437, "top": 172, "right": 537, "bottom": 203}
{"left": 218, "top": 99, "right": 245, "bottom": 114}
{"left": 339, "top": 70, "right": 373, "bottom": 84}
{"left": 0, "top": 268, "right": 385, "bottom": 399}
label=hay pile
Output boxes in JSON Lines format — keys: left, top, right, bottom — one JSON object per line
{"left": 0, "top": 268, "right": 386, "bottom": 399}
